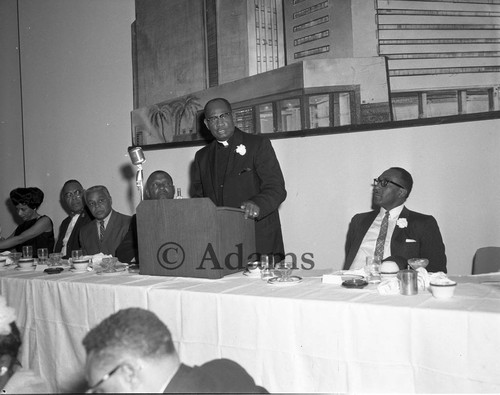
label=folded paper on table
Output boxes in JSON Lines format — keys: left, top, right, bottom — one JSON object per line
{"left": 322, "top": 269, "right": 365, "bottom": 285}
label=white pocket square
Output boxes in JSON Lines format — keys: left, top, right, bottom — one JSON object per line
{"left": 405, "top": 239, "right": 417, "bottom": 243}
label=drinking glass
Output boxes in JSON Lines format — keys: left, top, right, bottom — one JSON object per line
{"left": 365, "top": 256, "right": 381, "bottom": 283}
{"left": 260, "top": 254, "right": 275, "bottom": 281}
{"left": 49, "top": 252, "right": 63, "bottom": 267}
{"left": 22, "top": 245, "right": 33, "bottom": 258}
{"left": 71, "top": 250, "right": 83, "bottom": 261}
{"left": 101, "top": 257, "right": 118, "bottom": 273}
{"left": 274, "top": 261, "right": 293, "bottom": 282}
{"left": 37, "top": 248, "right": 48, "bottom": 264}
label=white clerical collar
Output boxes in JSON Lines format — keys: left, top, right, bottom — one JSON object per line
{"left": 219, "top": 140, "right": 229, "bottom": 147}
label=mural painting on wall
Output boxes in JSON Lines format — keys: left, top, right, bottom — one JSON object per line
{"left": 131, "top": 95, "right": 208, "bottom": 147}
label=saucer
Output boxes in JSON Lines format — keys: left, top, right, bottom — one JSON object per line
{"left": 70, "top": 268, "right": 90, "bottom": 273}
{"left": 15, "top": 266, "right": 35, "bottom": 272}
{"left": 268, "top": 276, "right": 302, "bottom": 286}
{"left": 342, "top": 278, "right": 368, "bottom": 289}
{"left": 95, "top": 263, "right": 128, "bottom": 275}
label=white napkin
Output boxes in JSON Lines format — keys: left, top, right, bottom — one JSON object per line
{"left": 377, "top": 278, "right": 400, "bottom": 295}
{"left": 416, "top": 268, "right": 449, "bottom": 290}
{"left": 89, "top": 253, "right": 112, "bottom": 265}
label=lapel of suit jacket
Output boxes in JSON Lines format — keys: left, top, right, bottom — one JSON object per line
{"left": 203, "top": 142, "right": 217, "bottom": 200}
{"left": 226, "top": 128, "right": 243, "bottom": 178}
{"left": 101, "top": 210, "right": 116, "bottom": 244}
{"left": 391, "top": 206, "right": 409, "bottom": 248}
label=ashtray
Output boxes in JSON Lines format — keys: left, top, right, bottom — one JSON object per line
{"left": 342, "top": 278, "right": 368, "bottom": 289}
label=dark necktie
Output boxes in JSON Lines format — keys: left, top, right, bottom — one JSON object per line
{"left": 99, "top": 220, "right": 105, "bottom": 243}
{"left": 374, "top": 211, "right": 390, "bottom": 259}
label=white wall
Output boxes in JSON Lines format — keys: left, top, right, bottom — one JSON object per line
{"left": 1, "top": 0, "right": 499, "bottom": 275}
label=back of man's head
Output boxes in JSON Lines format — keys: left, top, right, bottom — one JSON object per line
{"left": 82, "top": 308, "right": 176, "bottom": 360}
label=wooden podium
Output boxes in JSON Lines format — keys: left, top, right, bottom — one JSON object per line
{"left": 136, "top": 198, "right": 255, "bottom": 279}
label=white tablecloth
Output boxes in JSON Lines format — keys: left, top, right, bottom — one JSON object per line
{"left": 1, "top": 266, "right": 500, "bottom": 393}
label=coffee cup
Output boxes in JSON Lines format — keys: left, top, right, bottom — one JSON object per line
{"left": 72, "top": 259, "right": 89, "bottom": 272}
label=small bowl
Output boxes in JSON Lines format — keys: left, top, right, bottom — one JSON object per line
{"left": 429, "top": 280, "right": 457, "bottom": 299}
{"left": 72, "top": 260, "right": 90, "bottom": 272}
{"left": 18, "top": 258, "right": 34, "bottom": 269}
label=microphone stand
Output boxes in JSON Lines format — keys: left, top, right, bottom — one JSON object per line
{"left": 136, "top": 163, "right": 144, "bottom": 201}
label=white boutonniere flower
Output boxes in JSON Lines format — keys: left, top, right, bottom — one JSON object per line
{"left": 396, "top": 218, "right": 408, "bottom": 228}
{"left": 236, "top": 144, "right": 246, "bottom": 156}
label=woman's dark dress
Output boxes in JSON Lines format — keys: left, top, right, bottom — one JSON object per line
{"left": 14, "top": 215, "right": 55, "bottom": 256}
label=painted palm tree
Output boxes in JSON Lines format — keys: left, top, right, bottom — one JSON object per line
{"left": 148, "top": 103, "right": 174, "bottom": 142}
{"left": 170, "top": 95, "right": 202, "bottom": 136}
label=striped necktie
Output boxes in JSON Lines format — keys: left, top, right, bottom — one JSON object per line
{"left": 374, "top": 211, "right": 390, "bottom": 259}
{"left": 99, "top": 220, "right": 105, "bottom": 244}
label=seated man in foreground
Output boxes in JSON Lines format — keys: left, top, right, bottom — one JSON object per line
{"left": 82, "top": 308, "right": 266, "bottom": 393}
{"left": 343, "top": 167, "right": 447, "bottom": 273}
{"left": 79, "top": 185, "right": 131, "bottom": 256}
{"left": 115, "top": 170, "right": 175, "bottom": 264}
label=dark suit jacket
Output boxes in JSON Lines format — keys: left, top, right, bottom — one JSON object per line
{"left": 54, "top": 210, "right": 93, "bottom": 258}
{"left": 192, "top": 128, "right": 286, "bottom": 258}
{"left": 164, "top": 359, "right": 267, "bottom": 393}
{"left": 79, "top": 210, "right": 131, "bottom": 256}
{"left": 343, "top": 206, "right": 447, "bottom": 273}
{"left": 115, "top": 214, "right": 138, "bottom": 264}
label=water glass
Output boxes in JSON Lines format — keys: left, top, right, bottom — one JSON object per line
{"left": 260, "top": 254, "right": 275, "bottom": 281}
{"left": 101, "top": 257, "right": 118, "bottom": 273}
{"left": 71, "top": 249, "right": 83, "bottom": 261}
{"left": 49, "top": 252, "right": 63, "bottom": 267}
{"left": 274, "top": 261, "right": 293, "bottom": 282}
{"left": 37, "top": 248, "right": 48, "bottom": 264}
{"left": 22, "top": 245, "right": 33, "bottom": 258}
{"left": 365, "top": 256, "right": 381, "bottom": 283}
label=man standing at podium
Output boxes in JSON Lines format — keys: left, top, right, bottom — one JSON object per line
{"left": 192, "top": 98, "right": 287, "bottom": 261}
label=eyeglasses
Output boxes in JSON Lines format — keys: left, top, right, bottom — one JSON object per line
{"left": 87, "top": 198, "right": 108, "bottom": 208}
{"left": 373, "top": 178, "right": 406, "bottom": 189}
{"left": 206, "top": 112, "right": 232, "bottom": 124}
{"left": 64, "top": 190, "right": 83, "bottom": 200}
{"left": 86, "top": 364, "right": 122, "bottom": 393}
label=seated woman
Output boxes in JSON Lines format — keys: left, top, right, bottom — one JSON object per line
{"left": 0, "top": 188, "right": 55, "bottom": 256}
{"left": 0, "top": 296, "right": 49, "bottom": 393}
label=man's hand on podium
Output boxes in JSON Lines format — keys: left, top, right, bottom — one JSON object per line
{"left": 241, "top": 201, "right": 260, "bottom": 220}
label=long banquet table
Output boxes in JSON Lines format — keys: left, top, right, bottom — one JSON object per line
{"left": 0, "top": 265, "right": 500, "bottom": 393}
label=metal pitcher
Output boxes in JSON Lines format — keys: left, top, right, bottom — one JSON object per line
{"left": 398, "top": 269, "right": 418, "bottom": 295}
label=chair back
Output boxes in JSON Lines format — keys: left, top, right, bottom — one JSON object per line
{"left": 472, "top": 247, "right": 500, "bottom": 274}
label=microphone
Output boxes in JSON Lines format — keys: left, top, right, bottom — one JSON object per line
{"left": 128, "top": 147, "right": 146, "bottom": 201}
{"left": 128, "top": 146, "right": 146, "bottom": 166}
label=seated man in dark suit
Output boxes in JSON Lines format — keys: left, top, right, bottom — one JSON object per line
{"left": 54, "top": 179, "right": 93, "bottom": 258}
{"left": 79, "top": 185, "right": 131, "bottom": 256}
{"left": 343, "top": 167, "right": 447, "bottom": 273}
{"left": 116, "top": 171, "right": 175, "bottom": 264}
{"left": 82, "top": 308, "right": 266, "bottom": 393}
